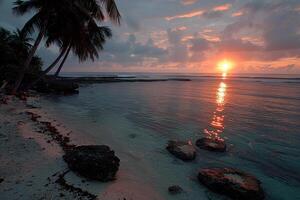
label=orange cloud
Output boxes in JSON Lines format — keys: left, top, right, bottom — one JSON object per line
{"left": 181, "top": 35, "right": 194, "bottom": 42}
{"left": 181, "top": 0, "right": 198, "bottom": 5}
{"left": 213, "top": 4, "right": 232, "bottom": 12}
{"left": 177, "top": 26, "right": 188, "bottom": 31}
{"left": 165, "top": 10, "right": 204, "bottom": 21}
{"left": 232, "top": 11, "right": 244, "bottom": 17}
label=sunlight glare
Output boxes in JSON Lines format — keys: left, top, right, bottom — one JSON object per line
{"left": 218, "top": 60, "right": 233, "bottom": 77}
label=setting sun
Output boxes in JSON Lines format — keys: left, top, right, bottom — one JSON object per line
{"left": 217, "top": 60, "right": 234, "bottom": 77}
{"left": 218, "top": 60, "right": 233, "bottom": 73}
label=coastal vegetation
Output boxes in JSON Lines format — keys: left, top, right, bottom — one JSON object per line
{"left": 0, "top": 0, "right": 121, "bottom": 94}
{"left": 0, "top": 27, "right": 42, "bottom": 90}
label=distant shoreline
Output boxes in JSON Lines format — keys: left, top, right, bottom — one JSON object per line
{"left": 55, "top": 76, "right": 191, "bottom": 84}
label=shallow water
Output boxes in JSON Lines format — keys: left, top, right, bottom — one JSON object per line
{"left": 41, "top": 75, "right": 300, "bottom": 200}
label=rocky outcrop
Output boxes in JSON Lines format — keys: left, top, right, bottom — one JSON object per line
{"left": 198, "top": 168, "right": 264, "bottom": 200}
{"left": 196, "top": 138, "right": 226, "bottom": 152}
{"left": 166, "top": 140, "right": 196, "bottom": 161}
{"left": 168, "top": 185, "right": 183, "bottom": 194}
{"left": 63, "top": 145, "right": 120, "bottom": 181}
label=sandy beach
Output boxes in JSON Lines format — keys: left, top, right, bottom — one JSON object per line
{"left": 0, "top": 94, "right": 165, "bottom": 200}
{"left": 0, "top": 95, "right": 86, "bottom": 199}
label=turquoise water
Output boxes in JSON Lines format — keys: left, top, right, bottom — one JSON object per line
{"left": 41, "top": 75, "right": 300, "bottom": 200}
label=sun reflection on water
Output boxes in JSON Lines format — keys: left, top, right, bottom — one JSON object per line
{"left": 204, "top": 81, "right": 227, "bottom": 142}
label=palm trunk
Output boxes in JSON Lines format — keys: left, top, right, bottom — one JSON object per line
{"left": 12, "top": 29, "right": 45, "bottom": 94}
{"left": 55, "top": 44, "right": 71, "bottom": 77}
{"left": 27, "top": 46, "right": 68, "bottom": 90}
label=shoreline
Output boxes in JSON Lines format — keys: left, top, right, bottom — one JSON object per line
{"left": 55, "top": 76, "right": 191, "bottom": 84}
{"left": 0, "top": 95, "right": 97, "bottom": 199}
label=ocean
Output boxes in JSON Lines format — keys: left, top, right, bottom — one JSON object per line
{"left": 40, "top": 73, "right": 300, "bottom": 199}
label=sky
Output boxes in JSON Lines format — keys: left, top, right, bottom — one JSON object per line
{"left": 1, "top": 0, "right": 300, "bottom": 74}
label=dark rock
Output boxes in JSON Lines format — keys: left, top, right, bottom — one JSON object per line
{"left": 63, "top": 145, "right": 120, "bottom": 181}
{"left": 198, "top": 168, "right": 264, "bottom": 200}
{"left": 196, "top": 138, "right": 226, "bottom": 152}
{"left": 0, "top": 178, "right": 4, "bottom": 183}
{"left": 166, "top": 140, "right": 196, "bottom": 161}
{"left": 168, "top": 185, "right": 183, "bottom": 194}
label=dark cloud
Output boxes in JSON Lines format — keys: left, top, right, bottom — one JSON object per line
{"left": 99, "top": 34, "right": 167, "bottom": 66}
{"left": 189, "top": 38, "right": 210, "bottom": 52}
{"left": 218, "top": 0, "right": 300, "bottom": 62}
{"left": 167, "top": 28, "right": 189, "bottom": 62}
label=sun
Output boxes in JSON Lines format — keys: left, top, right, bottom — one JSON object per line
{"left": 217, "top": 60, "right": 233, "bottom": 77}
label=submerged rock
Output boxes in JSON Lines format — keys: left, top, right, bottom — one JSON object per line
{"left": 168, "top": 185, "right": 183, "bottom": 194}
{"left": 63, "top": 145, "right": 120, "bottom": 181}
{"left": 196, "top": 138, "right": 226, "bottom": 152}
{"left": 198, "top": 168, "right": 264, "bottom": 200}
{"left": 166, "top": 140, "right": 196, "bottom": 161}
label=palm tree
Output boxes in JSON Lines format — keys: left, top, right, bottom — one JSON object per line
{"left": 12, "top": 0, "right": 121, "bottom": 93}
{"left": 0, "top": 27, "right": 43, "bottom": 88}
{"left": 10, "top": 29, "right": 33, "bottom": 61}
{"left": 0, "top": 28, "right": 13, "bottom": 65}
{"left": 51, "top": 0, "right": 121, "bottom": 77}
{"left": 28, "top": 24, "right": 112, "bottom": 88}
{"left": 54, "top": 25, "right": 112, "bottom": 77}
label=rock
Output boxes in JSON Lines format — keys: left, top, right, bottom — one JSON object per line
{"left": 0, "top": 178, "right": 4, "bottom": 183}
{"left": 196, "top": 138, "right": 226, "bottom": 152}
{"left": 198, "top": 168, "right": 264, "bottom": 200}
{"left": 168, "top": 185, "right": 183, "bottom": 194}
{"left": 166, "top": 140, "right": 196, "bottom": 161}
{"left": 63, "top": 145, "right": 120, "bottom": 181}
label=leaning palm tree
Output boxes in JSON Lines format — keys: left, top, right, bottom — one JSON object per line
{"left": 54, "top": 24, "right": 112, "bottom": 77}
{"left": 12, "top": 0, "right": 121, "bottom": 93}
{"left": 51, "top": 0, "right": 121, "bottom": 77}
{"left": 28, "top": 22, "right": 112, "bottom": 88}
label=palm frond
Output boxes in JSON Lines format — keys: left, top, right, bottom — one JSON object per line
{"left": 21, "top": 12, "right": 43, "bottom": 35}
{"left": 13, "top": 0, "right": 39, "bottom": 16}
{"left": 100, "top": 0, "right": 121, "bottom": 24}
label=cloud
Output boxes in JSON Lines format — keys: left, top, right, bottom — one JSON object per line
{"left": 1, "top": 0, "right": 300, "bottom": 73}
{"left": 222, "top": 0, "right": 300, "bottom": 56}
{"left": 202, "top": 10, "right": 224, "bottom": 19}
{"left": 124, "top": 15, "right": 141, "bottom": 32}
{"left": 167, "top": 28, "right": 189, "bottom": 62}
{"left": 213, "top": 4, "right": 232, "bottom": 11}
{"left": 165, "top": 3, "right": 232, "bottom": 21}
{"left": 165, "top": 10, "right": 204, "bottom": 21}
{"left": 181, "top": 0, "right": 198, "bottom": 5}
{"left": 189, "top": 38, "right": 210, "bottom": 52}
{"left": 232, "top": 11, "right": 244, "bottom": 17}
{"left": 103, "top": 34, "right": 167, "bottom": 63}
